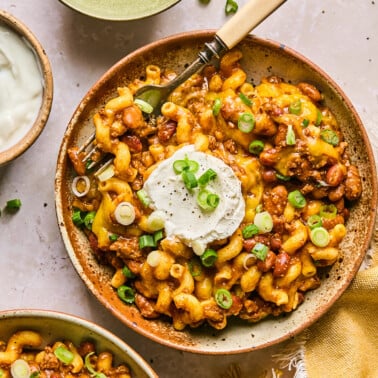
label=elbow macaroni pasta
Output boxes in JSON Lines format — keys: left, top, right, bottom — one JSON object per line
{"left": 0, "top": 331, "right": 131, "bottom": 377}
{"left": 68, "top": 49, "right": 362, "bottom": 330}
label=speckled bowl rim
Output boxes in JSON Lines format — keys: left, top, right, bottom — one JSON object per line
{"left": 58, "top": 0, "right": 181, "bottom": 21}
{"left": 0, "top": 308, "right": 158, "bottom": 378}
{"left": 0, "top": 11, "right": 53, "bottom": 166}
{"left": 55, "top": 30, "right": 377, "bottom": 355}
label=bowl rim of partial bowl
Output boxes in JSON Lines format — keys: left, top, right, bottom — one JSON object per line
{"left": 55, "top": 30, "right": 378, "bottom": 355}
{"left": 0, "top": 10, "right": 53, "bottom": 166}
{"left": 0, "top": 308, "right": 158, "bottom": 378}
{"left": 58, "top": 0, "right": 181, "bottom": 21}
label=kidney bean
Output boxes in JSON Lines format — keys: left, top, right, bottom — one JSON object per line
{"left": 256, "top": 251, "right": 276, "bottom": 272}
{"left": 270, "top": 233, "right": 282, "bottom": 251}
{"left": 157, "top": 119, "right": 177, "bottom": 142}
{"left": 328, "top": 184, "right": 345, "bottom": 202}
{"left": 262, "top": 169, "right": 278, "bottom": 184}
{"left": 273, "top": 252, "right": 290, "bottom": 277}
{"left": 122, "top": 104, "right": 145, "bottom": 128}
{"left": 298, "top": 82, "right": 323, "bottom": 102}
{"left": 259, "top": 148, "right": 280, "bottom": 166}
{"left": 326, "top": 163, "right": 345, "bottom": 187}
{"left": 121, "top": 134, "right": 143, "bottom": 152}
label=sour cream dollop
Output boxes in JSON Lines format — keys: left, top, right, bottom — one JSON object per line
{"left": 0, "top": 25, "right": 43, "bottom": 152}
{"left": 143, "top": 145, "right": 245, "bottom": 255}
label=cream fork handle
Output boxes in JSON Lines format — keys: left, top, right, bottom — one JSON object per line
{"left": 216, "top": 0, "right": 286, "bottom": 49}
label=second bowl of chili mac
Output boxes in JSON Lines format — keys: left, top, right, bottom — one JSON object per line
{"left": 55, "top": 31, "right": 377, "bottom": 354}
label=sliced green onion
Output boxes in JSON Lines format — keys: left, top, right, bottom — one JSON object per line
{"left": 72, "top": 208, "right": 84, "bottom": 226}
{"left": 248, "top": 140, "right": 265, "bottom": 155}
{"left": 173, "top": 158, "right": 199, "bottom": 174}
{"left": 320, "top": 129, "right": 339, "bottom": 146}
{"left": 251, "top": 242, "right": 269, "bottom": 261}
{"left": 289, "top": 99, "right": 302, "bottom": 115}
{"left": 122, "top": 265, "right": 136, "bottom": 279}
{"left": 212, "top": 98, "right": 222, "bottom": 116}
{"left": 30, "top": 372, "right": 40, "bottom": 378}
{"left": 215, "top": 288, "right": 233, "bottom": 309}
{"left": 139, "top": 234, "right": 156, "bottom": 249}
{"left": 117, "top": 285, "right": 135, "bottom": 304}
{"left": 136, "top": 189, "right": 151, "bottom": 207}
{"left": 225, "top": 0, "right": 238, "bottom": 15}
{"left": 54, "top": 345, "right": 74, "bottom": 365}
{"left": 197, "top": 189, "right": 219, "bottom": 211}
{"left": 276, "top": 172, "right": 291, "bottom": 181}
{"left": 187, "top": 159, "right": 200, "bottom": 173}
{"left": 286, "top": 124, "right": 296, "bottom": 146}
{"left": 114, "top": 202, "right": 135, "bottom": 226}
{"left": 307, "top": 214, "right": 323, "bottom": 229}
{"left": 315, "top": 109, "right": 322, "bottom": 126}
{"left": 319, "top": 204, "right": 337, "bottom": 219}
{"left": 253, "top": 211, "right": 273, "bottom": 233}
{"left": 200, "top": 249, "right": 218, "bottom": 267}
{"left": 182, "top": 170, "right": 198, "bottom": 190}
{"left": 147, "top": 210, "right": 166, "bottom": 231}
{"left": 72, "top": 175, "right": 90, "bottom": 197}
{"left": 302, "top": 118, "right": 310, "bottom": 127}
{"left": 288, "top": 190, "right": 306, "bottom": 208}
{"left": 239, "top": 92, "right": 252, "bottom": 106}
{"left": 188, "top": 258, "right": 202, "bottom": 277}
{"left": 6, "top": 198, "right": 22, "bottom": 210}
{"left": 153, "top": 229, "right": 164, "bottom": 244}
{"left": 310, "top": 227, "right": 330, "bottom": 247}
{"left": 96, "top": 163, "right": 115, "bottom": 182}
{"left": 242, "top": 224, "right": 259, "bottom": 239}
{"left": 83, "top": 211, "right": 96, "bottom": 230}
{"left": 84, "top": 352, "right": 107, "bottom": 378}
{"left": 198, "top": 168, "right": 217, "bottom": 186}
{"left": 255, "top": 204, "right": 263, "bottom": 213}
{"left": 134, "top": 98, "right": 153, "bottom": 114}
{"left": 10, "top": 359, "right": 31, "bottom": 378}
{"left": 237, "top": 112, "right": 255, "bottom": 133}
{"left": 146, "top": 250, "right": 162, "bottom": 267}
{"left": 109, "top": 234, "right": 119, "bottom": 242}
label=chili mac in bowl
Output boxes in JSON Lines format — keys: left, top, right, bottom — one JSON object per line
{"left": 0, "top": 309, "right": 157, "bottom": 377}
{"left": 55, "top": 31, "right": 377, "bottom": 354}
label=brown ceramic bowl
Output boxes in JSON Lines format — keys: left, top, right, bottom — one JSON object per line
{"left": 0, "top": 11, "right": 53, "bottom": 167}
{"left": 0, "top": 309, "right": 157, "bottom": 377}
{"left": 55, "top": 31, "right": 377, "bottom": 354}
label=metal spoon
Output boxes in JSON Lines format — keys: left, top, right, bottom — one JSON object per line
{"left": 135, "top": 0, "right": 286, "bottom": 114}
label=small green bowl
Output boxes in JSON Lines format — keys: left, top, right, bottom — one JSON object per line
{"left": 59, "top": 0, "right": 181, "bottom": 21}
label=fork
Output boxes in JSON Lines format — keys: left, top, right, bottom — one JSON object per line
{"left": 81, "top": 0, "right": 286, "bottom": 171}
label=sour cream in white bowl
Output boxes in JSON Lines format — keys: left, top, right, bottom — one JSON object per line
{"left": 0, "top": 11, "right": 53, "bottom": 166}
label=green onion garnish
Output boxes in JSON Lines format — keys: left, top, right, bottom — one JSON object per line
{"left": 173, "top": 157, "right": 199, "bottom": 174}
{"left": 319, "top": 204, "right": 337, "bottom": 219}
{"left": 109, "top": 234, "right": 119, "bottom": 242}
{"left": 320, "top": 129, "right": 339, "bottom": 146}
{"left": 276, "top": 172, "right": 291, "bottom": 181}
{"left": 287, "top": 190, "right": 306, "bottom": 208}
{"left": 253, "top": 211, "right": 273, "bottom": 233}
{"left": 153, "top": 229, "right": 164, "bottom": 244}
{"left": 83, "top": 211, "right": 96, "bottom": 230}
{"left": 117, "top": 285, "right": 135, "bottom": 304}
{"left": 200, "top": 249, "right": 218, "bottom": 267}
{"left": 289, "top": 99, "right": 302, "bottom": 115}
{"left": 307, "top": 214, "right": 323, "bottom": 229}
{"left": 212, "top": 98, "right": 222, "bottom": 116}
{"left": 122, "top": 265, "right": 136, "bottom": 279}
{"left": 10, "top": 359, "right": 30, "bottom": 378}
{"left": 188, "top": 258, "right": 202, "bottom": 277}
{"left": 197, "top": 189, "right": 219, "bottom": 211}
{"left": 238, "top": 92, "right": 252, "bottom": 106}
{"left": 139, "top": 234, "right": 156, "bottom": 249}
{"left": 251, "top": 242, "right": 269, "bottom": 261}
{"left": 242, "top": 224, "right": 259, "bottom": 239}
{"left": 84, "top": 352, "right": 107, "bottom": 378}
{"left": 182, "top": 170, "right": 198, "bottom": 190}
{"left": 54, "top": 345, "right": 74, "bottom": 365}
{"left": 136, "top": 189, "right": 151, "bottom": 207}
{"left": 286, "top": 124, "right": 296, "bottom": 146}
{"left": 302, "top": 118, "right": 310, "bottom": 127}
{"left": 134, "top": 98, "right": 153, "bottom": 114}
{"left": 215, "top": 288, "right": 233, "bottom": 309}
{"left": 315, "top": 109, "right": 322, "bottom": 126}
{"left": 237, "top": 112, "right": 255, "bottom": 133}
{"left": 198, "top": 168, "right": 217, "bottom": 186}
{"left": 310, "top": 227, "right": 330, "bottom": 247}
{"left": 6, "top": 198, "right": 21, "bottom": 210}
{"left": 225, "top": 0, "right": 238, "bottom": 15}
{"left": 72, "top": 208, "right": 84, "bottom": 226}
{"left": 248, "top": 140, "right": 265, "bottom": 155}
